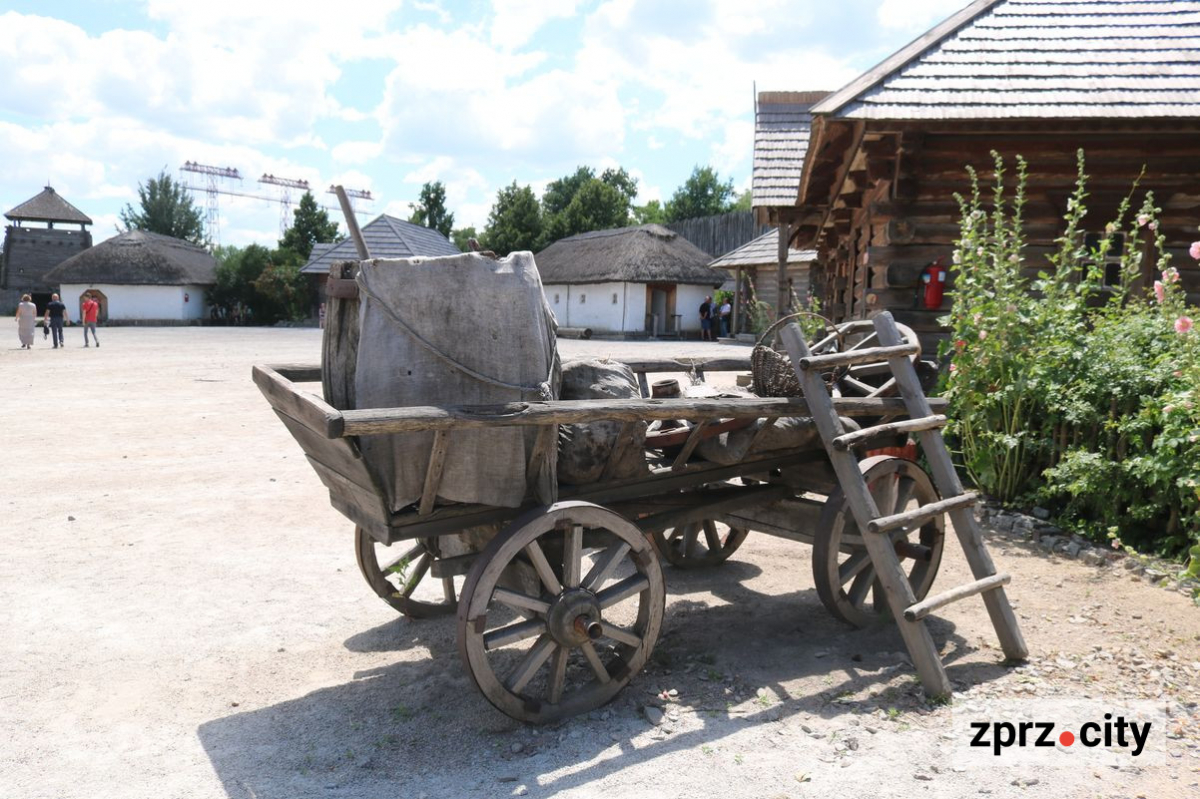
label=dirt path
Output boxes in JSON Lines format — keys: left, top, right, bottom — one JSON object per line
{"left": 1, "top": 321, "right": 1197, "bottom": 799}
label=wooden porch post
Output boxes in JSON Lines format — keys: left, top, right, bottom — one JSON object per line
{"left": 776, "top": 222, "right": 792, "bottom": 318}
{"left": 732, "top": 266, "right": 742, "bottom": 334}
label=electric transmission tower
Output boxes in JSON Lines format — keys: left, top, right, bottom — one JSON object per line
{"left": 180, "top": 161, "right": 242, "bottom": 247}
{"left": 259, "top": 174, "right": 311, "bottom": 236}
{"left": 328, "top": 185, "right": 373, "bottom": 217}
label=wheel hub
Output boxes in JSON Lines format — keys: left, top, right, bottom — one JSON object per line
{"left": 546, "top": 588, "right": 602, "bottom": 647}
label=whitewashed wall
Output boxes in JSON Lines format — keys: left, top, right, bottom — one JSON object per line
{"left": 545, "top": 282, "right": 634, "bottom": 333}
{"left": 677, "top": 284, "right": 716, "bottom": 333}
{"left": 60, "top": 283, "right": 209, "bottom": 321}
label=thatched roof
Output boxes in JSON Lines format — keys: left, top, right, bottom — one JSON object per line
{"left": 300, "top": 214, "right": 459, "bottom": 274}
{"left": 709, "top": 229, "right": 816, "bottom": 269}
{"left": 535, "top": 224, "right": 726, "bottom": 286}
{"left": 45, "top": 230, "right": 217, "bottom": 286}
{"left": 5, "top": 185, "right": 92, "bottom": 225}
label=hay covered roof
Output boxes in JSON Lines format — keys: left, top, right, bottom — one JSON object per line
{"left": 45, "top": 229, "right": 217, "bottom": 286}
{"left": 5, "top": 185, "right": 92, "bottom": 225}
{"left": 535, "top": 224, "right": 726, "bottom": 286}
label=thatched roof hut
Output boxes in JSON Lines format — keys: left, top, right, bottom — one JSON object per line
{"left": 46, "top": 229, "right": 216, "bottom": 286}
{"left": 536, "top": 224, "right": 726, "bottom": 286}
{"left": 536, "top": 225, "right": 725, "bottom": 337}
{"left": 5, "top": 185, "right": 93, "bottom": 226}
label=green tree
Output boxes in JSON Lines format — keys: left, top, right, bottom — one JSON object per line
{"left": 278, "top": 191, "right": 340, "bottom": 260}
{"left": 210, "top": 244, "right": 271, "bottom": 319}
{"left": 451, "top": 226, "right": 478, "bottom": 252}
{"left": 540, "top": 166, "right": 638, "bottom": 246}
{"left": 210, "top": 244, "right": 313, "bottom": 323}
{"left": 481, "top": 182, "right": 543, "bottom": 256}
{"left": 120, "top": 169, "right": 205, "bottom": 244}
{"left": 408, "top": 181, "right": 455, "bottom": 239}
{"left": 731, "top": 189, "right": 753, "bottom": 212}
{"left": 665, "top": 165, "right": 736, "bottom": 222}
{"left": 632, "top": 200, "right": 666, "bottom": 225}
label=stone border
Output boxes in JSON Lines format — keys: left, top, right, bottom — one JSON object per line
{"left": 978, "top": 503, "right": 1200, "bottom": 602}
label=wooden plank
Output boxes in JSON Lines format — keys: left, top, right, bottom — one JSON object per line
{"left": 252, "top": 364, "right": 344, "bottom": 438}
{"left": 598, "top": 421, "right": 639, "bottom": 482}
{"left": 273, "top": 409, "right": 375, "bottom": 493}
{"left": 308, "top": 456, "right": 390, "bottom": 525}
{"left": 632, "top": 484, "right": 794, "bottom": 534}
{"left": 622, "top": 356, "right": 751, "bottom": 374}
{"left": 334, "top": 186, "right": 371, "bottom": 259}
{"left": 867, "top": 492, "right": 979, "bottom": 534}
{"left": 833, "top": 414, "right": 947, "bottom": 450}
{"left": 722, "top": 496, "right": 824, "bottom": 543}
{"left": 799, "top": 343, "right": 920, "bottom": 371}
{"left": 272, "top": 363, "right": 322, "bottom": 382}
{"left": 672, "top": 419, "right": 712, "bottom": 471}
{"left": 904, "top": 574, "right": 1012, "bottom": 622}
{"left": 340, "top": 396, "right": 951, "bottom": 436}
{"left": 321, "top": 261, "right": 361, "bottom": 411}
{"left": 418, "top": 430, "right": 449, "bottom": 516}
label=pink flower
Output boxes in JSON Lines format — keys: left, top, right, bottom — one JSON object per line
{"left": 1137, "top": 214, "right": 1151, "bottom": 227}
{"left": 1111, "top": 538, "right": 1121, "bottom": 549}
{"left": 1163, "top": 267, "right": 1181, "bottom": 284}
{"left": 949, "top": 363, "right": 958, "bottom": 374}
{"left": 1190, "top": 241, "right": 1200, "bottom": 260}
{"left": 1154, "top": 281, "right": 1165, "bottom": 303}
{"left": 1149, "top": 221, "right": 1159, "bottom": 231}
{"left": 978, "top": 330, "right": 988, "bottom": 341}
{"left": 1164, "top": 405, "right": 1175, "bottom": 414}
{"left": 1176, "top": 316, "right": 1194, "bottom": 334}
{"left": 1175, "top": 370, "right": 1184, "bottom": 378}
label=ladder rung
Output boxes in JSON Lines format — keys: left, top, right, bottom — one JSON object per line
{"left": 904, "top": 573, "right": 1012, "bottom": 621}
{"left": 867, "top": 492, "right": 978, "bottom": 534}
{"left": 798, "top": 343, "right": 920, "bottom": 371}
{"left": 832, "top": 415, "right": 946, "bottom": 450}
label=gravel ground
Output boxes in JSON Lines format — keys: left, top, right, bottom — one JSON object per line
{"left": 2, "top": 321, "right": 1198, "bottom": 799}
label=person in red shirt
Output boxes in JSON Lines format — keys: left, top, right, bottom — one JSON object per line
{"left": 81, "top": 293, "right": 100, "bottom": 347}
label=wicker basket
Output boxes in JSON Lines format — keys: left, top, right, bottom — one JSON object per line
{"left": 750, "top": 312, "right": 841, "bottom": 398}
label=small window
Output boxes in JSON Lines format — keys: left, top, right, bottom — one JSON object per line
{"left": 579, "top": 294, "right": 586, "bottom": 304}
{"left": 612, "top": 293, "right": 618, "bottom": 304}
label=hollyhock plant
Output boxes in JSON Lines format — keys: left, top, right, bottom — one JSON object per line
{"left": 1177, "top": 316, "right": 1194, "bottom": 334}
{"left": 1154, "top": 281, "right": 1165, "bottom": 303}
{"left": 1190, "top": 241, "right": 1200, "bottom": 260}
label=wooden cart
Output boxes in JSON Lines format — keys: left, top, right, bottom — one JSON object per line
{"left": 252, "top": 302, "right": 1008, "bottom": 722}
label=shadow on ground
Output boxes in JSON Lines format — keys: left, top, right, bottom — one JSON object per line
{"left": 198, "top": 560, "right": 1013, "bottom": 799}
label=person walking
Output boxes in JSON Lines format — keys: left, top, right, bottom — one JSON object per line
{"left": 43, "top": 293, "right": 68, "bottom": 349}
{"left": 15, "top": 293, "right": 37, "bottom": 349}
{"left": 699, "top": 295, "right": 713, "bottom": 341}
{"left": 81, "top": 293, "right": 100, "bottom": 347}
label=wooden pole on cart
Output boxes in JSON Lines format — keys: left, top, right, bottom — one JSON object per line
{"left": 322, "top": 186, "right": 371, "bottom": 411}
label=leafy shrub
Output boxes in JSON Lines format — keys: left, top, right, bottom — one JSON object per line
{"left": 943, "top": 150, "right": 1199, "bottom": 565}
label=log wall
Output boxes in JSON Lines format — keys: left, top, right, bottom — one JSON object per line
{"left": 809, "top": 124, "right": 1200, "bottom": 353}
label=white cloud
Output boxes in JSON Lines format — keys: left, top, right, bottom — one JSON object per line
{"left": 491, "top": 0, "right": 580, "bottom": 49}
{"left": 331, "top": 140, "right": 384, "bottom": 165}
{"left": 876, "top": 0, "right": 968, "bottom": 32}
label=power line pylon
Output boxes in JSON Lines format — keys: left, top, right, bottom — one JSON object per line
{"left": 327, "top": 185, "right": 373, "bottom": 218}
{"left": 259, "top": 174, "right": 310, "bottom": 236}
{"left": 180, "top": 162, "right": 242, "bottom": 247}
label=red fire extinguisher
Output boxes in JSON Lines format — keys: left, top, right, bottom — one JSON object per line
{"left": 919, "top": 258, "right": 947, "bottom": 309}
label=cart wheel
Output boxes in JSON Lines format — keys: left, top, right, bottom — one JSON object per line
{"left": 813, "top": 456, "right": 944, "bottom": 628}
{"left": 355, "top": 527, "right": 459, "bottom": 619}
{"left": 831, "top": 320, "right": 921, "bottom": 398}
{"left": 650, "top": 520, "right": 749, "bottom": 569}
{"left": 458, "top": 501, "right": 665, "bottom": 724}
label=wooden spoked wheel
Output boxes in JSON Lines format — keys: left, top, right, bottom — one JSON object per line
{"left": 354, "top": 527, "right": 459, "bottom": 619}
{"left": 826, "top": 320, "right": 922, "bottom": 398}
{"left": 650, "top": 520, "right": 749, "bottom": 569}
{"left": 457, "top": 501, "right": 665, "bottom": 724}
{"left": 813, "top": 456, "right": 945, "bottom": 628}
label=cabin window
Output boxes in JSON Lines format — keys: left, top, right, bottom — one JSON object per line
{"left": 579, "top": 294, "right": 586, "bottom": 304}
{"left": 1083, "top": 232, "right": 1125, "bottom": 287}
{"left": 612, "top": 293, "right": 618, "bottom": 304}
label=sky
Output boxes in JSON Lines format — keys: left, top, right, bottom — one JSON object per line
{"left": 0, "top": 0, "right": 968, "bottom": 248}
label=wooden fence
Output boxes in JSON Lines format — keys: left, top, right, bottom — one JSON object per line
{"left": 666, "top": 211, "right": 772, "bottom": 259}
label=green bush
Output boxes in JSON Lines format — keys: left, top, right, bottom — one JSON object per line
{"left": 943, "top": 150, "right": 1199, "bottom": 566}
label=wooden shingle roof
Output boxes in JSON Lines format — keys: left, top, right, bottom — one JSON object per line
{"left": 5, "top": 186, "right": 92, "bottom": 225}
{"left": 300, "top": 214, "right": 459, "bottom": 274}
{"left": 751, "top": 91, "right": 828, "bottom": 210}
{"left": 709, "top": 229, "right": 816, "bottom": 270}
{"left": 816, "top": 0, "right": 1200, "bottom": 120}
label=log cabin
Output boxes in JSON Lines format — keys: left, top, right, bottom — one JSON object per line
{"left": 779, "top": 0, "right": 1200, "bottom": 352}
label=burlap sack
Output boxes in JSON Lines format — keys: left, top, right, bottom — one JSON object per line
{"left": 354, "top": 253, "right": 559, "bottom": 511}
{"left": 557, "top": 359, "right": 649, "bottom": 484}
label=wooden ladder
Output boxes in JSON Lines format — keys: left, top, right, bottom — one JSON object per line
{"left": 779, "top": 311, "right": 1028, "bottom": 697}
